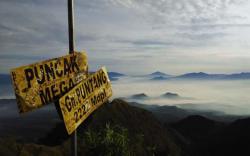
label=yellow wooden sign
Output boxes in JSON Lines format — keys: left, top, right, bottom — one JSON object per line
{"left": 10, "top": 52, "right": 88, "bottom": 113}
{"left": 59, "top": 67, "right": 112, "bottom": 135}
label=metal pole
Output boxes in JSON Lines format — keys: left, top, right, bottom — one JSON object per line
{"left": 68, "top": 0, "right": 75, "bottom": 54}
{"left": 68, "top": 0, "right": 77, "bottom": 156}
{"left": 71, "top": 130, "right": 77, "bottom": 156}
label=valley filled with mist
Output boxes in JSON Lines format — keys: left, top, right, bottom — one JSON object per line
{"left": 2, "top": 71, "right": 250, "bottom": 116}
{"left": 113, "top": 72, "right": 250, "bottom": 116}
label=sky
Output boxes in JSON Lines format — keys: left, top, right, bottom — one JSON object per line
{"left": 1, "top": 0, "right": 250, "bottom": 75}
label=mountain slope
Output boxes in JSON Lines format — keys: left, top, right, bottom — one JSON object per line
{"left": 40, "top": 99, "right": 182, "bottom": 156}
{"left": 207, "top": 117, "right": 250, "bottom": 156}
{"left": 172, "top": 115, "right": 225, "bottom": 142}
{"left": 129, "top": 102, "right": 191, "bottom": 123}
{"left": 171, "top": 115, "right": 250, "bottom": 156}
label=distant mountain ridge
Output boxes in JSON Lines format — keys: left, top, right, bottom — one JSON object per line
{"left": 175, "top": 72, "right": 250, "bottom": 80}
{"left": 176, "top": 72, "right": 217, "bottom": 79}
{"left": 226, "top": 72, "right": 250, "bottom": 79}
{"left": 147, "top": 71, "right": 250, "bottom": 81}
{"left": 128, "top": 101, "right": 247, "bottom": 123}
{"left": 1, "top": 71, "right": 250, "bottom": 84}
{"left": 0, "top": 74, "right": 11, "bottom": 84}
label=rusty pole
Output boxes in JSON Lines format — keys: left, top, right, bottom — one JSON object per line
{"left": 68, "top": 0, "right": 77, "bottom": 156}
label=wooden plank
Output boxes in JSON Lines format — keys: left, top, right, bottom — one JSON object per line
{"left": 59, "top": 67, "right": 112, "bottom": 135}
{"left": 10, "top": 52, "right": 88, "bottom": 113}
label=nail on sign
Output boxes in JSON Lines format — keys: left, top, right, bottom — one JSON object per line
{"left": 10, "top": 52, "right": 88, "bottom": 113}
{"left": 59, "top": 67, "right": 112, "bottom": 135}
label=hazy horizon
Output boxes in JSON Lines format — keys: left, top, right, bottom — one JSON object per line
{"left": 1, "top": 75, "right": 250, "bottom": 116}
{"left": 1, "top": 69, "right": 250, "bottom": 76}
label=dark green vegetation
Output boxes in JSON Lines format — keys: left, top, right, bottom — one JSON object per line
{"left": 0, "top": 138, "right": 70, "bottom": 156}
{"left": 0, "top": 98, "right": 250, "bottom": 156}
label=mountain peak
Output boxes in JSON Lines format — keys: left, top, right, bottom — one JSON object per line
{"left": 174, "top": 115, "right": 216, "bottom": 136}
{"left": 176, "top": 72, "right": 211, "bottom": 79}
{"left": 108, "top": 72, "right": 125, "bottom": 77}
{"left": 131, "top": 93, "right": 148, "bottom": 99}
{"left": 151, "top": 71, "right": 165, "bottom": 74}
{"left": 149, "top": 71, "right": 170, "bottom": 77}
{"left": 162, "top": 92, "right": 179, "bottom": 99}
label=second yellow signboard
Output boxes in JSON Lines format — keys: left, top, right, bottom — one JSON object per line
{"left": 59, "top": 67, "right": 112, "bottom": 135}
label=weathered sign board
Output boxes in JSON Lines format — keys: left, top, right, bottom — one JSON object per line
{"left": 59, "top": 67, "right": 112, "bottom": 134}
{"left": 10, "top": 52, "right": 88, "bottom": 113}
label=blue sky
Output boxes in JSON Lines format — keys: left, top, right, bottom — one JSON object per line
{"left": 1, "top": 0, "right": 250, "bottom": 75}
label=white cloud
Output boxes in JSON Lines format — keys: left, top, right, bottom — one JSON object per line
{"left": 0, "top": 0, "right": 250, "bottom": 74}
